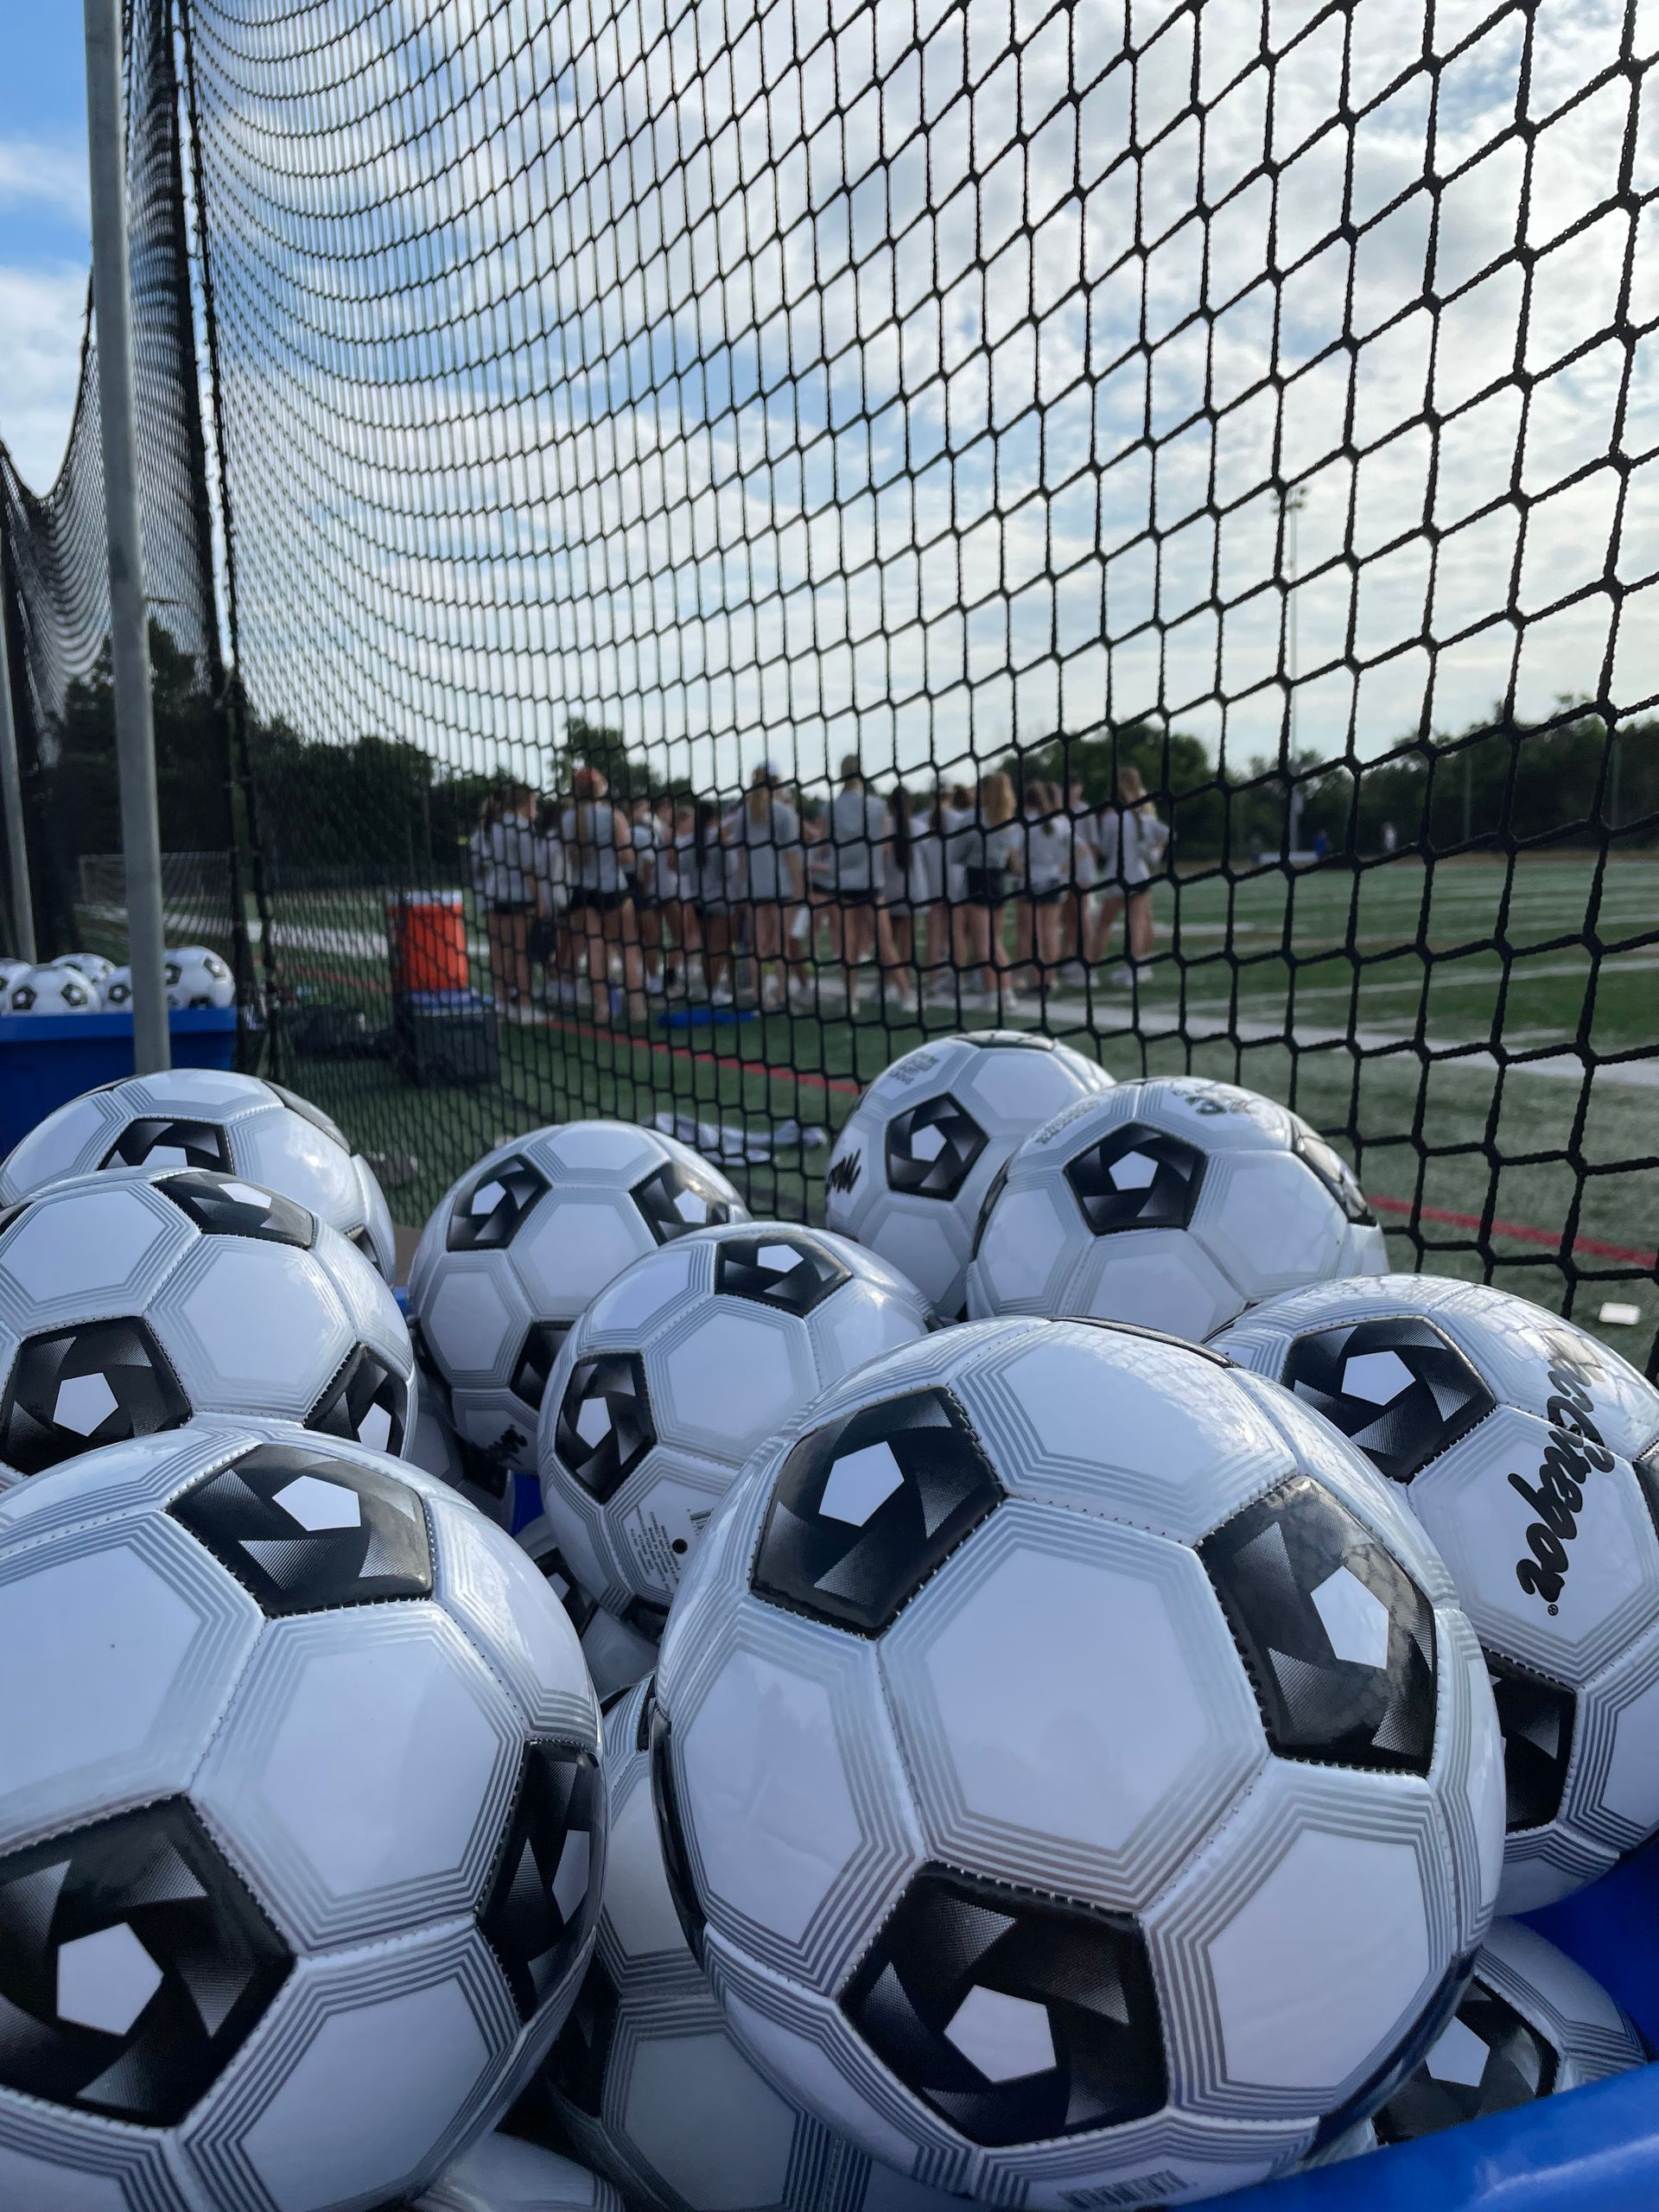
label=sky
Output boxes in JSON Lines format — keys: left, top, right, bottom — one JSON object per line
{"left": 0, "top": 6, "right": 92, "bottom": 491}
{"left": 2, "top": 0, "right": 1653, "bottom": 794}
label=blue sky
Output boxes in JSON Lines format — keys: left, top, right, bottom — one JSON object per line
{"left": 0, "top": 5, "right": 92, "bottom": 489}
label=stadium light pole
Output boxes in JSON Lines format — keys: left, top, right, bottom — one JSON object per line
{"left": 0, "top": 584, "right": 36, "bottom": 963}
{"left": 84, "top": 0, "right": 169, "bottom": 1071}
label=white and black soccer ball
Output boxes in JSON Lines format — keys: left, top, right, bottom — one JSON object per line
{"left": 0, "top": 958, "right": 29, "bottom": 1000}
{"left": 409, "top": 1122, "right": 751, "bottom": 1476}
{"left": 0, "top": 1166, "right": 416, "bottom": 1487}
{"left": 164, "top": 944, "right": 237, "bottom": 1008}
{"left": 0, "top": 1068, "right": 397, "bottom": 1278}
{"left": 823, "top": 1033, "right": 1112, "bottom": 1319}
{"left": 414, "top": 2132, "right": 622, "bottom": 2212}
{"left": 409, "top": 1391, "right": 516, "bottom": 1529}
{"left": 538, "top": 1224, "right": 934, "bottom": 1625}
{"left": 1316, "top": 1918, "right": 1649, "bottom": 2157}
{"left": 0, "top": 1424, "right": 603, "bottom": 2212}
{"left": 54, "top": 951, "right": 117, "bottom": 992}
{"left": 103, "top": 964, "right": 133, "bottom": 1007}
{"left": 534, "top": 1676, "right": 969, "bottom": 2212}
{"left": 6, "top": 963, "right": 99, "bottom": 1014}
{"left": 652, "top": 1318, "right": 1504, "bottom": 2204}
{"left": 516, "top": 1516, "right": 661, "bottom": 1702}
{"left": 1214, "top": 1274, "right": 1659, "bottom": 1910}
{"left": 966, "top": 1076, "right": 1387, "bottom": 1339}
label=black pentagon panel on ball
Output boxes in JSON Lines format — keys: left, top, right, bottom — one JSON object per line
{"left": 842, "top": 1867, "right": 1166, "bottom": 2148}
{"left": 1199, "top": 1473, "right": 1438, "bottom": 1776}
{"left": 715, "top": 1233, "right": 853, "bottom": 1316}
{"left": 306, "top": 1344, "right": 410, "bottom": 1458}
{"left": 556, "top": 1354, "right": 654, "bottom": 1503}
{"left": 168, "top": 1438, "right": 432, "bottom": 1613}
{"left": 1372, "top": 1976, "right": 1557, "bottom": 2143}
{"left": 448, "top": 1154, "right": 551, "bottom": 1251}
{"left": 512, "top": 1322, "right": 572, "bottom": 1412}
{"left": 480, "top": 1741, "right": 604, "bottom": 2022}
{"left": 266, "top": 1081, "right": 349, "bottom": 1151}
{"left": 752, "top": 1387, "right": 1003, "bottom": 1636}
{"left": 885, "top": 1095, "right": 987, "bottom": 1202}
{"left": 531, "top": 1536, "right": 600, "bottom": 1638}
{"left": 0, "top": 1319, "right": 191, "bottom": 1478}
{"left": 100, "top": 1116, "right": 232, "bottom": 1173}
{"left": 543, "top": 1955, "right": 620, "bottom": 2118}
{"left": 1065, "top": 1122, "right": 1205, "bottom": 1235}
{"left": 0, "top": 1798, "right": 291, "bottom": 2126}
{"left": 648, "top": 1695, "right": 707, "bottom": 1963}
{"left": 1488, "top": 1658, "right": 1577, "bottom": 1834}
{"left": 1293, "top": 1129, "right": 1378, "bottom": 1226}
{"left": 631, "top": 1160, "right": 741, "bottom": 1243}
{"left": 157, "top": 1168, "right": 316, "bottom": 1249}
{"left": 1282, "top": 1318, "right": 1497, "bottom": 1485}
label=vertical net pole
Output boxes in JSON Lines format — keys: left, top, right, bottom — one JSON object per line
{"left": 84, "top": 0, "right": 168, "bottom": 1071}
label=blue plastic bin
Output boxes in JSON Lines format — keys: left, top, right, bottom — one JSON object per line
{"left": 0, "top": 1007, "right": 238, "bottom": 1154}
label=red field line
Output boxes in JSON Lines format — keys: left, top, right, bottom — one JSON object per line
{"left": 543, "top": 1013, "right": 865, "bottom": 1096}
{"left": 1369, "top": 1194, "right": 1656, "bottom": 1270}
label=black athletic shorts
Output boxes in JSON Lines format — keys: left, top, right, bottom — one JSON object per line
{"left": 963, "top": 868, "right": 1009, "bottom": 907}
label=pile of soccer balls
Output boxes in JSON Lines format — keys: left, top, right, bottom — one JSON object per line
{"left": 0, "top": 1041, "right": 1649, "bottom": 2212}
{"left": 1, "top": 945, "right": 237, "bottom": 1013}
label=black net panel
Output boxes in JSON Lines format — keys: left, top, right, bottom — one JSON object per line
{"left": 0, "top": 0, "right": 251, "bottom": 988}
{"left": 7, "top": 0, "right": 1656, "bottom": 1363}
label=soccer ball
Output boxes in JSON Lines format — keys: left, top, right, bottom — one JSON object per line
{"left": 651, "top": 1318, "right": 1503, "bottom": 2203}
{"left": 409, "top": 1122, "right": 751, "bottom": 1475}
{"left": 0, "top": 1068, "right": 398, "bottom": 1279}
{"left": 54, "top": 952, "right": 117, "bottom": 992}
{"left": 0, "top": 1422, "right": 604, "bottom": 2212}
{"left": 1317, "top": 1918, "right": 1648, "bottom": 2156}
{"left": 537, "top": 1224, "right": 934, "bottom": 1624}
{"left": 0, "top": 959, "right": 29, "bottom": 999}
{"left": 408, "top": 1392, "right": 516, "bottom": 1529}
{"left": 1212, "top": 1274, "right": 1659, "bottom": 1909}
{"left": 103, "top": 965, "right": 133, "bottom": 1007}
{"left": 5, "top": 964, "right": 99, "bottom": 1014}
{"left": 415, "top": 2133, "right": 621, "bottom": 2212}
{"left": 165, "top": 944, "right": 236, "bottom": 1007}
{"left": 965, "top": 1076, "right": 1387, "bottom": 1338}
{"left": 823, "top": 1033, "right": 1112, "bottom": 1319}
{"left": 0, "top": 1166, "right": 416, "bottom": 1487}
{"left": 534, "top": 1677, "right": 969, "bottom": 2212}
{"left": 516, "top": 1516, "right": 660, "bottom": 1702}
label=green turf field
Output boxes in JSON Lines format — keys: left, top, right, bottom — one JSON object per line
{"left": 125, "top": 850, "right": 1656, "bottom": 1364}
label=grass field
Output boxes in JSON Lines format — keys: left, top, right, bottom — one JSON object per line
{"left": 104, "top": 850, "right": 1658, "bottom": 1365}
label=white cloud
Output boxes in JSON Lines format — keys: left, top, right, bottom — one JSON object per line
{"left": 0, "top": 139, "right": 89, "bottom": 227}
{"left": 0, "top": 264, "right": 87, "bottom": 493}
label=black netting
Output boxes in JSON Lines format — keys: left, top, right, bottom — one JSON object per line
{"left": 4, "top": 0, "right": 1656, "bottom": 1365}
{"left": 0, "top": 0, "right": 254, "bottom": 997}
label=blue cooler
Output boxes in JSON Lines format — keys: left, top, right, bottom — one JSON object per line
{"left": 0, "top": 1007, "right": 239, "bottom": 1154}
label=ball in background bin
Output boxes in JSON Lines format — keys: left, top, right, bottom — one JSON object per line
{"left": 651, "top": 1317, "right": 1504, "bottom": 2205}
{"left": 5, "top": 964, "right": 100, "bottom": 1014}
{"left": 0, "top": 1424, "right": 605, "bottom": 2212}
{"left": 0, "top": 1166, "right": 416, "bottom": 1488}
{"left": 823, "top": 1032, "right": 1113, "bottom": 1319}
{"left": 53, "top": 951, "right": 117, "bottom": 992}
{"left": 164, "top": 944, "right": 237, "bottom": 1008}
{"left": 408, "top": 1122, "right": 750, "bottom": 1475}
{"left": 1215, "top": 1274, "right": 1659, "bottom": 1910}
{"left": 966, "top": 1076, "right": 1385, "bottom": 1339}
{"left": 0, "top": 1068, "right": 397, "bottom": 1279}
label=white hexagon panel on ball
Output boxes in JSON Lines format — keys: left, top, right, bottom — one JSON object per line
{"left": 823, "top": 1033, "right": 1113, "bottom": 1319}
{"left": 408, "top": 1122, "right": 751, "bottom": 1476}
{"left": 0, "top": 1421, "right": 605, "bottom": 2212}
{"left": 966, "top": 1076, "right": 1385, "bottom": 1340}
{"left": 537, "top": 1222, "right": 933, "bottom": 1627}
{"left": 0, "top": 1167, "right": 416, "bottom": 1489}
{"left": 1214, "top": 1272, "right": 1659, "bottom": 1911}
{"left": 650, "top": 1315, "right": 1503, "bottom": 2206}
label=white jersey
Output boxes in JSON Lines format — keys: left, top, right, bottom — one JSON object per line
{"left": 561, "top": 801, "right": 627, "bottom": 896}
{"left": 1098, "top": 803, "right": 1169, "bottom": 889}
{"left": 906, "top": 808, "right": 945, "bottom": 905}
{"left": 468, "top": 815, "right": 541, "bottom": 906}
{"left": 1069, "top": 799, "right": 1100, "bottom": 888}
{"left": 733, "top": 798, "right": 801, "bottom": 903}
{"left": 830, "top": 787, "right": 887, "bottom": 893}
{"left": 1023, "top": 814, "right": 1073, "bottom": 895}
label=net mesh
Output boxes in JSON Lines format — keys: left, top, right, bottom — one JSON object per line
{"left": 6, "top": 0, "right": 1659, "bottom": 1359}
{"left": 0, "top": 0, "right": 251, "bottom": 983}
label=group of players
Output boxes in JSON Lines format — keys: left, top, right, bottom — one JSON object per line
{"left": 468, "top": 753, "right": 1170, "bottom": 1025}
